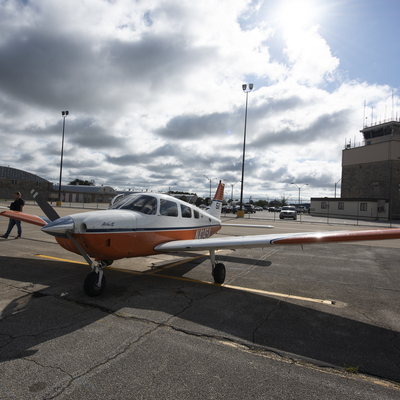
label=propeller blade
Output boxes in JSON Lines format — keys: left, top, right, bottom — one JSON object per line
{"left": 30, "top": 189, "right": 60, "bottom": 222}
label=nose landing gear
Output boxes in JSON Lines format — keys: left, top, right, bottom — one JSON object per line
{"left": 83, "top": 260, "right": 113, "bottom": 297}
{"left": 84, "top": 270, "right": 106, "bottom": 296}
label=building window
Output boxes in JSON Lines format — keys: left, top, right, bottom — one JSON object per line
{"left": 11, "top": 179, "right": 17, "bottom": 184}
{"left": 36, "top": 182, "right": 42, "bottom": 186}
{"left": 321, "top": 202, "right": 327, "bottom": 209}
{"left": 338, "top": 202, "right": 344, "bottom": 210}
{"left": 360, "top": 203, "right": 367, "bottom": 211}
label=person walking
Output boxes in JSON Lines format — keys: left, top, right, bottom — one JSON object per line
{"left": 1, "top": 191, "right": 25, "bottom": 239}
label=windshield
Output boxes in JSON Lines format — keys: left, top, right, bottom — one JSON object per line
{"left": 109, "top": 194, "right": 158, "bottom": 215}
{"left": 282, "top": 206, "right": 295, "bottom": 210}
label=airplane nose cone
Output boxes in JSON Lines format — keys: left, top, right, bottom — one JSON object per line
{"left": 41, "top": 216, "right": 75, "bottom": 238}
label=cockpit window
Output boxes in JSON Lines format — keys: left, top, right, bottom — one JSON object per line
{"left": 108, "top": 194, "right": 134, "bottom": 209}
{"left": 160, "top": 199, "right": 178, "bottom": 217}
{"left": 109, "top": 194, "right": 157, "bottom": 215}
{"left": 181, "top": 204, "right": 192, "bottom": 218}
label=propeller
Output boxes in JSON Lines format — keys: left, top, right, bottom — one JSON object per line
{"left": 30, "top": 189, "right": 61, "bottom": 222}
{"left": 30, "top": 189, "right": 97, "bottom": 271}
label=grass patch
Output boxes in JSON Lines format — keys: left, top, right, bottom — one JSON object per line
{"left": 344, "top": 363, "right": 360, "bottom": 374}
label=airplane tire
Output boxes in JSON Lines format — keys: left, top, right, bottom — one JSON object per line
{"left": 213, "top": 263, "right": 226, "bottom": 284}
{"left": 84, "top": 271, "right": 106, "bottom": 296}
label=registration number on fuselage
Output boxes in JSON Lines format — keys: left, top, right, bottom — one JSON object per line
{"left": 195, "top": 227, "right": 211, "bottom": 239}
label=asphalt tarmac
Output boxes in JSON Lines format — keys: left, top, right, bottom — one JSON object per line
{"left": 1, "top": 205, "right": 400, "bottom": 399}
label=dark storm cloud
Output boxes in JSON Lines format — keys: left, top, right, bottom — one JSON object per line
{"left": 23, "top": 117, "right": 126, "bottom": 151}
{"left": 0, "top": 30, "right": 94, "bottom": 109}
{"left": 155, "top": 110, "right": 241, "bottom": 140}
{"left": 252, "top": 95, "right": 307, "bottom": 119}
{"left": 67, "top": 118, "right": 127, "bottom": 149}
{"left": 106, "top": 34, "right": 217, "bottom": 91}
{"left": 0, "top": 24, "right": 217, "bottom": 113}
{"left": 155, "top": 95, "right": 314, "bottom": 143}
{"left": 251, "top": 108, "right": 352, "bottom": 148}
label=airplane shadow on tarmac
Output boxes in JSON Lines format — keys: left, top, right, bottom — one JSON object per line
{"left": 0, "top": 254, "right": 399, "bottom": 384}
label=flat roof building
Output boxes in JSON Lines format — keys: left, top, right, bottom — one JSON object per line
{"left": 341, "top": 120, "right": 400, "bottom": 219}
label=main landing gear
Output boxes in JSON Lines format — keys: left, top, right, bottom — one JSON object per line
{"left": 210, "top": 249, "right": 226, "bottom": 284}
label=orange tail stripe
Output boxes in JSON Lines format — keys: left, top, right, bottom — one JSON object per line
{"left": 213, "top": 181, "right": 225, "bottom": 201}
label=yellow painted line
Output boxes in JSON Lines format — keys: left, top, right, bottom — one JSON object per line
{"left": 223, "top": 284, "right": 335, "bottom": 305}
{"left": 35, "top": 254, "right": 89, "bottom": 265}
{"left": 34, "top": 254, "right": 336, "bottom": 306}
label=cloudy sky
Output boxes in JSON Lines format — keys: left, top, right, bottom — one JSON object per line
{"left": 1, "top": 0, "right": 399, "bottom": 202}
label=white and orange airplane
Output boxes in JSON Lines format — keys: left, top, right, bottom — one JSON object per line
{"left": 2, "top": 181, "right": 400, "bottom": 296}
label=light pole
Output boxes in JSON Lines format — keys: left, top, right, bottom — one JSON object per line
{"left": 238, "top": 83, "right": 253, "bottom": 217}
{"left": 223, "top": 179, "right": 241, "bottom": 202}
{"left": 204, "top": 175, "right": 217, "bottom": 200}
{"left": 334, "top": 178, "right": 341, "bottom": 198}
{"left": 168, "top": 183, "right": 177, "bottom": 194}
{"left": 291, "top": 182, "right": 308, "bottom": 207}
{"left": 58, "top": 111, "right": 69, "bottom": 204}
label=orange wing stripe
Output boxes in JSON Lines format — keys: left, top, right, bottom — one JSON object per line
{"left": 0, "top": 211, "right": 48, "bottom": 227}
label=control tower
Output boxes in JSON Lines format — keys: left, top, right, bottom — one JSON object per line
{"left": 341, "top": 120, "right": 400, "bottom": 219}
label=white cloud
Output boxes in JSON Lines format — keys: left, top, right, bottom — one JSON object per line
{"left": 0, "top": 0, "right": 397, "bottom": 200}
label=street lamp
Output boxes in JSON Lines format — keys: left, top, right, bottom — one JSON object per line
{"left": 223, "top": 179, "right": 241, "bottom": 202}
{"left": 58, "top": 111, "right": 69, "bottom": 204}
{"left": 168, "top": 183, "right": 177, "bottom": 194}
{"left": 204, "top": 175, "right": 217, "bottom": 199}
{"left": 335, "top": 178, "right": 341, "bottom": 198}
{"left": 238, "top": 83, "right": 253, "bottom": 217}
{"left": 291, "top": 182, "right": 308, "bottom": 207}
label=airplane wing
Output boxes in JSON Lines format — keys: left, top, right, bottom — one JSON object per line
{"left": 154, "top": 228, "right": 400, "bottom": 252}
{"left": 221, "top": 223, "right": 274, "bottom": 229}
{"left": 0, "top": 210, "right": 50, "bottom": 227}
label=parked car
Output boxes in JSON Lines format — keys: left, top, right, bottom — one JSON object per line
{"left": 279, "top": 206, "right": 297, "bottom": 220}
{"left": 244, "top": 204, "right": 255, "bottom": 213}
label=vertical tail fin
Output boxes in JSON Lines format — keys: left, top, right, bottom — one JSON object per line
{"left": 207, "top": 180, "right": 224, "bottom": 219}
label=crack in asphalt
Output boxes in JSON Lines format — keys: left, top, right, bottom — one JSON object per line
{"left": 252, "top": 299, "right": 281, "bottom": 343}
{"left": 2, "top": 280, "right": 400, "bottom": 397}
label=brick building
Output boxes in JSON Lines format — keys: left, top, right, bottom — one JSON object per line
{"left": 341, "top": 120, "right": 400, "bottom": 219}
{"left": 0, "top": 166, "right": 53, "bottom": 201}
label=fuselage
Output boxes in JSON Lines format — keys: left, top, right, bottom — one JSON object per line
{"left": 42, "top": 193, "right": 222, "bottom": 261}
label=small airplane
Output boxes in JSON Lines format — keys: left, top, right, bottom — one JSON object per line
{"left": 2, "top": 181, "right": 400, "bottom": 296}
